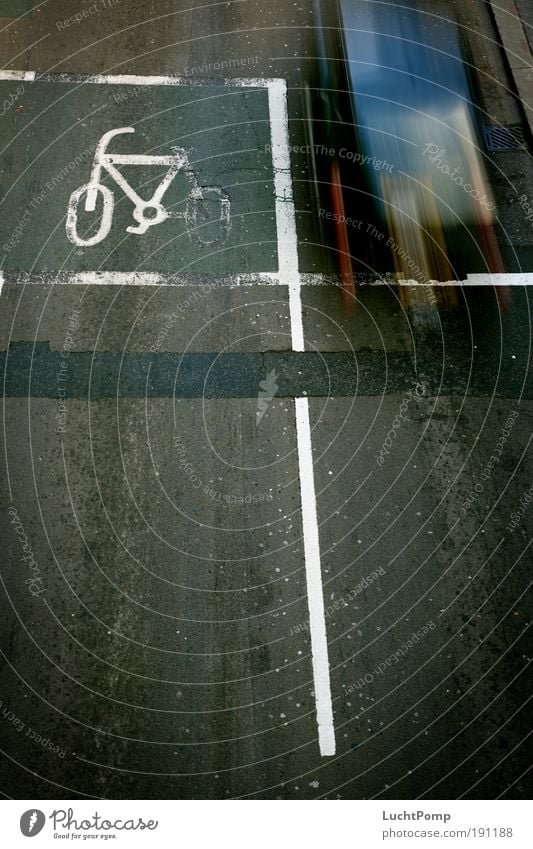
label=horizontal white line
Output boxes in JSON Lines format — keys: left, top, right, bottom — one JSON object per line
{"left": 2, "top": 270, "right": 532, "bottom": 288}
{"left": 301, "top": 273, "right": 533, "bottom": 287}
{"left": 0, "top": 70, "right": 36, "bottom": 82}
{"left": 0, "top": 271, "right": 280, "bottom": 287}
{"left": 0, "top": 70, "right": 278, "bottom": 88}
{"left": 463, "top": 273, "right": 533, "bottom": 286}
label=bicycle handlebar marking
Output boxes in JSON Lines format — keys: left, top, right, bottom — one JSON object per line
{"left": 66, "top": 127, "right": 231, "bottom": 247}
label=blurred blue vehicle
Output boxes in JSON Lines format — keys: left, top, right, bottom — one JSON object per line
{"left": 304, "top": 0, "right": 503, "bottom": 309}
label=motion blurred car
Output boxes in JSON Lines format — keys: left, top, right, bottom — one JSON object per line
{"left": 304, "top": 0, "right": 503, "bottom": 314}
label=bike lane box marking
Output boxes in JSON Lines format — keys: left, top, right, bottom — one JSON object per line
{"left": 0, "top": 76, "right": 277, "bottom": 275}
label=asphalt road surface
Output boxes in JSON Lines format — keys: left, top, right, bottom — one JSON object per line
{"left": 0, "top": 0, "right": 531, "bottom": 800}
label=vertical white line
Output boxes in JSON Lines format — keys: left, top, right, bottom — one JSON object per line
{"left": 295, "top": 398, "right": 336, "bottom": 756}
{"left": 267, "top": 80, "right": 305, "bottom": 352}
{"left": 268, "top": 80, "right": 335, "bottom": 756}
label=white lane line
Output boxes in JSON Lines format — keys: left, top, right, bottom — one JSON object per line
{"left": 0, "top": 70, "right": 36, "bottom": 82}
{"left": 295, "top": 398, "right": 336, "bottom": 757}
{"left": 3, "top": 270, "right": 533, "bottom": 288}
{"left": 0, "top": 70, "right": 278, "bottom": 88}
{"left": 268, "top": 79, "right": 336, "bottom": 756}
{"left": 0, "top": 271, "right": 280, "bottom": 287}
{"left": 267, "top": 79, "right": 304, "bottom": 352}
{"left": 463, "top": 273, "right": 533, "bottom": 286}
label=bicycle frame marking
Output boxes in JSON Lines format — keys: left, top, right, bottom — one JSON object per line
{"left": 66, "top": 127, "right": 231, "bottom": 247}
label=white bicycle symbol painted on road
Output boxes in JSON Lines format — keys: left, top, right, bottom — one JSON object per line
{"left": 66, "top": 127, "right": 231, "bottom": 247}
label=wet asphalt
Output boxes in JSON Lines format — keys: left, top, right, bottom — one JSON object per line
{"left": 0, "top": 0, "right": 531, "bottom": 800}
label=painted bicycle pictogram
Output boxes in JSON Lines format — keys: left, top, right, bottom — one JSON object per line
{"left": 66, "top": 127, "right": 231, "bottom": 247}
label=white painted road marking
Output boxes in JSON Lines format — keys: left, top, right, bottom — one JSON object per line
{"left": 266, "top": 78, "right": 337, "bottom": 756}
{"left": 0, "top": 70, "right": 337, "bottom": 757}
{"left": 3, "top": 270, "right": 533, "bottom": 288}
{"left": 4, "top": 70, "right": 532, "bottom": 758}
{"left": 267, "top": 79, "right": 304, "bottom": 352}
{"left": 65, "top": 127, "right": 230, "bottom": 246}
{"left": 295, "top": 398, "right": 336, "bottom": 757}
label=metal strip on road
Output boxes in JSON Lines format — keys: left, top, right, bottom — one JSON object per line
{"left": 1, "top": 345, "right": 530, "bottom": 400}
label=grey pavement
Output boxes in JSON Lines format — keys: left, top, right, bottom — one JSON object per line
{"left": 0, "top": 0, "right": 531, "bottom": 801}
